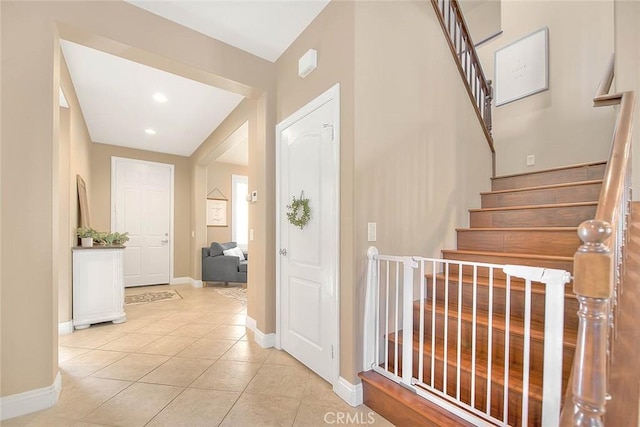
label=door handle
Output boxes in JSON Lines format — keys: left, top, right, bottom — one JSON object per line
{"left": 280, "top": 248, "right": 287, "bottom": 256}
{"left": 161, "top": 239, "right": 169, "bottom": 244}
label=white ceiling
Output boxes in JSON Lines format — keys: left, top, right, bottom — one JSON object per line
{"left": 60, "top": 1, "right": 329, "bottom": 158}
{"left": 126, "top": 0, "right": 330, "bottom": 63}
{"left": 61, "top": 40, "right": 245, "bottom": 157}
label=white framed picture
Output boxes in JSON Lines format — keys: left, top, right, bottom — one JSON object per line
{"left": 206, "top": 198, "right": 227, "bottom": 227}
{"left": 495, "top": 27, "right": 549, "bottom": 106}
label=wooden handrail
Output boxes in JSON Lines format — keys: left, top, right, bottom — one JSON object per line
{"left": 430, "top": 0, "right": 495, "bottom": 176}
{"left": 595, "top": 92, "right": 635, "bottom": 224}
{"left": 594, "top": 54, "right": 615, "bottom": 102}
{"left": 560, "top": 54, "right": 636, "bottom": 426}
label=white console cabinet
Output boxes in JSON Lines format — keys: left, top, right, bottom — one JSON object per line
{"left": 72, "top": 247, "right": 126, "bottom": 330}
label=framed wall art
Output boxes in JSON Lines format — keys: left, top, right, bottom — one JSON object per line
{"left": 495, "top": 27, "right": 549, "bottom": 106}
{"left": 206, "top": 199, "right": 227, "bottom": 227}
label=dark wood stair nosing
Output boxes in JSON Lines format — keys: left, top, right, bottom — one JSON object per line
{"left": 469, "top": 201, "right": 598, "bottom": 213}
{"left": 426, "top": 272, "right": 575, "bottom": 297}
{"left": 359, "top": 370, "right": 477, "bottom": 427}
{"left": 490, "top": 161, "right": 606, "bottom": 181}
{"left": 480, "top": 179, "right": 603, "bottom": 196}
{"left": 442, "top": 249, "right": 574, "bottom": 262}
{"left": 456, "top": 226, "right": 578, "bottom": 232}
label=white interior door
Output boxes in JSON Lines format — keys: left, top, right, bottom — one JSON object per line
{"left": 277, "top": 84, "right": 340, "bottom": 383}
{"left": 112, "top": 157, "right": 172, "bottom": 287}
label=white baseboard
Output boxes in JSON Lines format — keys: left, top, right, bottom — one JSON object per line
{"left": 58, "top": 321, "right": 73, "bottom": 335}
{"left": 170, "top": 277, "right": 190, "bottom": 285}
{"left": 333, "top": 376, "right": 363, "bottom": 407}
{"left": 191, "top": 279, "right": 203, "bottom": 288}
{"left": 245, "top": 315, "right": 275, "bottom": 348}
{"left": 0, "top": 371, "right": 61, "bottom": 421}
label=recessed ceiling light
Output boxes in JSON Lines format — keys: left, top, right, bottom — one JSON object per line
{"left": 153, "top": 93, "right": 167, "bottom": 103}
{"left": 145, "top": 128, "right": 157, "bottom": 135}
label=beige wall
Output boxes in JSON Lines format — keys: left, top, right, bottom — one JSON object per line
{"left": 477, "top": 0, "right": 616, "bottom": 176}
{"left": 251, "top": 92, "right": 277, "bottom": 331}
{"left": 277, "top": 0, "right": 357, "bottom": 381}
{"left": 90, "top": 143, "right": 192, "bottom": 278}
{"left": 459, "top": 0, "right": 501, "bottom": 45}
{"left": 1, "top": 1, "right": 60, "bottom": 396}
{"left": 58, "top": 107, "right": 71, "bottom": 323}
{"left": 57, "top": 54, "right": 94, "bottom": 325}
{"left": 206, "top": 162, "right": 249, "bottom": 245}
{"left": 192, "top": 101, "right": 252, "bottom": 273}
{"left": 352, "top": 0, "right": 492, "bottom": 381}
{"left": 1, "top": 0, "right": 274, "bottom": 399}
{"left": 614, "top": 0, "right": 640, "bottom": 200}
{"left": 189, "top": 95, "right": 277, "bottom": 335}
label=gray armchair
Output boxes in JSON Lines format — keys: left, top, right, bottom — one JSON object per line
{"left": 202, "top": 242, "right": 248, "bottom": 285}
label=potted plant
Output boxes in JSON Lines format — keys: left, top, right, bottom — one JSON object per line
{"left": 77, "top": 228, "right": 130, "bottom": 247}
{"left": 111, "top": 232, "right": 129, "bottom": 246}
{"left": 90, "top": 231, "right": 106, "bottom": 246}
{"left": 77, "top": 227, "right": 96, "bottom": 247}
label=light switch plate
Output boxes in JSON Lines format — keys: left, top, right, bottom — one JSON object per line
{"left": 250, "top": 229, "right": 254, "bottom": 241}
{"left": 251, "top": 190, "right": 258, "bottom": 202}
{"left": 368, "top": 222, "right": 377, "bottom": 242}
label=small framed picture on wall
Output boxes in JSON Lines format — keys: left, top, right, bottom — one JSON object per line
{"left": 206, "top": 198, "right": 227, "bottom": 227}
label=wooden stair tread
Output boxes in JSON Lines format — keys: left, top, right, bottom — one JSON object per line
{"left": 480, "top": 180, "right": 603, "bottom": 196}
{"left": 456, "top": 227, "right": 577, "bottom": 232}
{"left": 427, "top": 272, "right": 574, "bottom": 297}
{"left": 469, "top": 201, "right": 597, "bottom": 213}
{"left": 490, "top": 161, "right": 606, "bottom": 181}
{"left": 359, "top": 370, "right": 476, "bottom": 427}
{"left": 442, "top": 249, "right": 573, "bottom": 262}
{"left": 412, "top": 300, "right": 578, "bottom": 347}
{"left": 390, "top": 331, "right": 544, "bottom": 399}
{"left": 490, "top": 163, "right": 606, "bottom": 191}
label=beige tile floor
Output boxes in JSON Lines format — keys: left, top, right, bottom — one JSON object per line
{"left": 3, "top": 284, "right": 394, "bottom": 427}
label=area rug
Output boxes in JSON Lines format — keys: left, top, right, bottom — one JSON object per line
{"left": 213, "top": 287, "right": 247, "bottom": 306}
{"left": 125, "top": 289, "right": 182, "bottom": 305}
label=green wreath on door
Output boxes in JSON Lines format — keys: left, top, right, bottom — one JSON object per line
{"left": 286, "top": 191, "right": 311, "bottom": 229}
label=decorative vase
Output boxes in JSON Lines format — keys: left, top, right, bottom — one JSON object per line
{"left": 81, "top": 237, "right": 93, "bottom": 247}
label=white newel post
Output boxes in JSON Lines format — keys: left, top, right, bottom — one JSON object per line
{"left": 402, "top": 256, "right": 418, "bottom": 385}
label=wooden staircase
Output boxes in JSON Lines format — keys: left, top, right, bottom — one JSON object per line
{"left": 360, "top": 161, "right": 606, "bottom": 426}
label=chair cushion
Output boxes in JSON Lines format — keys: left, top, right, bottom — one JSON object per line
{"left": 238, "top": 261, "right": 248, "bottom": 273}
{"left": 209, "top": 241, "right": 237, "bottom": 257}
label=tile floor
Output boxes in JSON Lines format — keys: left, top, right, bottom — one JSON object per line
{"left": 3, "top": 284, "right": 394, "bottom": 427}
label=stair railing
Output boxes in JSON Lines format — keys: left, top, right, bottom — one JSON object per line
{"left": 560, "top": 54, "right": 635, "bottom": 426}
{"left": 363, "top": 247, "right": 570, "bottom": 426}
{"left": 430, "top": 0, "right": 496, "bottom": 176}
